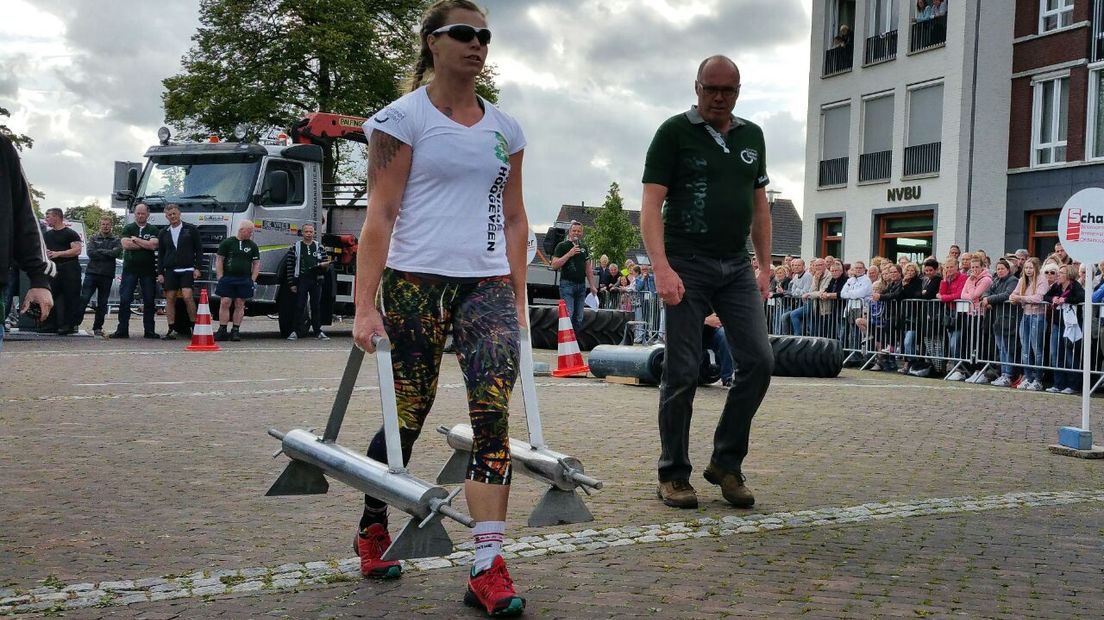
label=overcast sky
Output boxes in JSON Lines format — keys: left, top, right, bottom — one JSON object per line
{"left": 1, "top": 0, "right": 813, "bottom": 229}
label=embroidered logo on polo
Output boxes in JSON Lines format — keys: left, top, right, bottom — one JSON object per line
{"left": 741, "top": 148, "right": 759, "bottom": 165}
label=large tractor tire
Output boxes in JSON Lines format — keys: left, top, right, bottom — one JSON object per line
{"left": 528, "top": 305, "right": 559, "bottom": 349}
{"left": 576, "top": 309, "right": 631, "bottom": 351}
{"left": 769, "top": 335, "right": 844, "bottom": 378}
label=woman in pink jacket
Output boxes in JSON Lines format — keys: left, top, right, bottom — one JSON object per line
{"left": 1009, "top": 257, "right": 1048, "bottom": 390}
{"left": 939, "top": 256, "right": 969, "bottom": 380}
{"left": 959, "top": 255, "right": 993, "bottom": 382}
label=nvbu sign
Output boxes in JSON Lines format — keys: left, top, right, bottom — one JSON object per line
{"left": 886, "top": 186, "right": 921, "bottom": 202}
{"left": 1060, "top": 188, "right": 1104, "bottom": 264}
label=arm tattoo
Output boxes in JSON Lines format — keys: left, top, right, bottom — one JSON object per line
{"left": 368, "top": 131, "right": 403, "bottom": 190}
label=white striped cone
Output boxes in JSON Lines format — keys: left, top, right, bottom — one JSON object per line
{"left": 552, "top": 299, "right": 588, "bottom": 377}
{"left": 186, "top": 289, "right": 220, "bottom": 351}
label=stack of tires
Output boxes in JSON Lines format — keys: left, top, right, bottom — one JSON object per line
{"left": 528, "top": 305, "right": 630, "bottom": 351}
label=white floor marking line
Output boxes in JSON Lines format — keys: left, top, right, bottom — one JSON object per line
{"left": 2, "top": 489, "right": 1101, "bottom": 615}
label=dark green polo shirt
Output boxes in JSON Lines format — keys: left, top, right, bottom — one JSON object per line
{"left": 217, "top": 237, "right": 261, "bottom": 277}
{"left": 120, "top": 222, "right": 160, "bottom": 276}
{"left": 553, "top": 239, "right": 591, "bottom": 284}
{"left": 642, "top": 107, "right": 769, "bottom": 259}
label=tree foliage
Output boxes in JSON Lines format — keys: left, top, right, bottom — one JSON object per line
{"left": 163, "top": 0, "right": 499, "bottom": 186}
{"left": 588, "top": 182, "right": 640, "bottom": 266}
{"left": 1, "top": 106, "right": 45, "bottom": 218}
{"left": 65, "top": 201, "right": 124, "bottom": 237}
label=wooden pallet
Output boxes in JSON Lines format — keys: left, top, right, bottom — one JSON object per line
{"left": 605, "top": 375, "right": 643, "bottom": 386}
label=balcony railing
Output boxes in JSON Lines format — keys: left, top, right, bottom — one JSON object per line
{"left": 910, "top": 15, "right": 947, "bottom": 53}
{"left": 903, "top": 142, "right": 941, "bottom": 176}
{"left": 864, "top": 30, "right": 898, "bottom": 65}
{"left": 858, "top": 150, "right": 892, "bottom": 182}
{"left": 818, "top": 157, "right": 849, "bottom": 187}
{"left": 823, "top": 45, "right": 854, "bottom": 77}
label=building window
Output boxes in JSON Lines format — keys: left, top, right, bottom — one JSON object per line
{"left": 904, "top": 82, "right": 943, "bottom": 176}
{"left": 877, "top": 211, "right": 934, "bottom": 263}
{"left": 859, "top": 93, "right": 894, "bottom": 182}
{"left": 1028, "top": 210, "right": 1060, "bottom": 258}
{"left": 1095, "top": 0, "right": 1104, "bottom": 62}
{"left": 1088, "top": 68, "right": 1104, "bottom": 159}
{"left": 818, "top": 217, "right": 844, "bottom": 258}
{"left": 819, "top": 102, "right": 851, "bottom": 187}
{"left": 909, "top": 0, "right": 947, "bottom": 53}
{"left": 824, "top": 0, "right": 857, "bottom": 76}
{"left": 1032, "top": 76, "right": 1069, "bottom": 166}
{"left": 1041, "top": 0, "right": 1075, "bottom": 33}
{"left": 864, "top": 0, "right": 898, "bottom": 64}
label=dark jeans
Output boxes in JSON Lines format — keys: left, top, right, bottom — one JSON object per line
{"left": 117, "top": 272, "right": 157, "bottom": 335}
{"left": 559, "top": 280, "right": 587, "bottom": 334}
{"left": 710, "top": 326, "right": 734, "bottom": 381}
{"left": 294, "top": 275, "right": 322, "bottom": 334}
{"left": 79, "top": 272, "right": 113, "bottom": 331}
{"left": 658, "top": 255, "right": 772, "bottom": 482}
{"left": 54, "top": 261, "right": 82, "bottom": 329}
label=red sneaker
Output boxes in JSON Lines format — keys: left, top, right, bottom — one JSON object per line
{"left": 354, "top": 524, "right": 402, "bottom": 579}
{"left": 464, "top": 555, "right": 525, "bottom": 616}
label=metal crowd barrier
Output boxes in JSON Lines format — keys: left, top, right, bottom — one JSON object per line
{"left": 764, "top": 295, "right": 1103, "bottom": 389}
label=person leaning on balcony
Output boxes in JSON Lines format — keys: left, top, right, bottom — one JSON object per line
{"left": 980, "top": 258, "right": 1019, "bottom": 387}
{"left": 914, "top": 0, "right": 932, "bottom": 22}
{"left": 1043, "top": 264, "right": 1085, "bottom": 394}
{"left": 1010, "top": 258, "right": 1049, "bottom": 391}
{"left": 931, "top": 0, "right": 947, "bottom": 19}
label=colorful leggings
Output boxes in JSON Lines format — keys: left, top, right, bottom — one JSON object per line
{"left": 363, "top": 269, "right": 520, "bottom": 511}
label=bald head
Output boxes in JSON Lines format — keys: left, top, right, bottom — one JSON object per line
{"left": 696, "top": 55, "right": 739, "bottom": 81}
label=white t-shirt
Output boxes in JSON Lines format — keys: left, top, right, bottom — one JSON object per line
{"left": 169, "top": 223, "right": 191, "bottom": 273}
{"left": 363, "top": 86, "right": 526, "bottom": 278}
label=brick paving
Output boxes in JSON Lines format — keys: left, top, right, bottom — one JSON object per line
{"left": 2, "top": 316, "right": 1104, "bottom": 617}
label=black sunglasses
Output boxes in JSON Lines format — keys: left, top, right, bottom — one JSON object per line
{"left": 431, "top": 24, "right": 491, "bottom": 46}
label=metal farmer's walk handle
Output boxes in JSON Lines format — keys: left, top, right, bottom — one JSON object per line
{"left": 265, "top": 343, "right": 474, "bottom": 561}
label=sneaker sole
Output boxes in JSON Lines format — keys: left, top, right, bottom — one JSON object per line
{"left": 353, "top": 533, "right": 402, "bottom": 579}
{"left": 464, "top": 590, "right": 525, "bottom": 617}
{"left": 655, "top": 488, "right": 698, "bottom": 509}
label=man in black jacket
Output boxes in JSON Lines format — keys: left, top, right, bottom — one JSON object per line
{"left": 156, "top": 203, "right": 201, "bottom": 340}
{"left": 0, "top": 134, "right": 53, "bottom": 350}
{"left": 78, "top": 215, "right": 121, "bottom": 336}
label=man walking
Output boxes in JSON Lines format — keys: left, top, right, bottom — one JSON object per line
{"left": 550, "top": 221, "right": 598, "bottom": 334}
{"left": 214, "top": 220, "right": 260, "bottom": 342}
{"left": 0, "top": 133, "right": 53, "bottom": 352}
{"left": 43, "top": 208, "right": 83, "bottom": 335}
{"left": 641, "top": 55, "right": 773, "bottom": 509}
{"left": 78, "top": 215, "right": 121, "bottom": 337}
{"left": 284, "top": 223, "right": 331, "bottom": 340}
{"left": 157, "top": 204, "right": 201, "bottom": 340}
{"left": 110, "top": 202, "right": 160, "bottom": 339}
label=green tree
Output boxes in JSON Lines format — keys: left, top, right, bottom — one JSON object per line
{"left": 1, "top": 106, "right": 45, "bottom": 218}
{"left": 64, "top": 201, "right": 123, "bottom": 237}
{"left": 588, "top": 182, "right": 639, "bottom": 266}
{"left": 163, "top": 0, "right": 499, "bottom": 186}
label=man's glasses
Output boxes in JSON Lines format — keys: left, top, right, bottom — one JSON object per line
{"left": 697, "top": 81, "right": 740, "bottom": 98}
{"left": 431, "top": 24, "right": 492, "bottom": 46}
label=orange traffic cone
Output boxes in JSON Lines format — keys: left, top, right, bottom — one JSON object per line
{"left": 551, "top": 300, "right": 589, "bottom": 377}
{"left": 186, "top": 289, "right": 220, "bottom": 352}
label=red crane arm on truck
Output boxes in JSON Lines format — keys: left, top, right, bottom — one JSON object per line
{"left": 289, "top": 112, "right": 369, "bottom": 146}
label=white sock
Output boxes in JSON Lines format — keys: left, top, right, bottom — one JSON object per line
{"left": 472, "top": 521, "right": 506, "bottom": 574}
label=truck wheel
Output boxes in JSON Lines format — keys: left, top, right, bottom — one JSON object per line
{"left": 769, "top": 335, "right": 844, "bottom": 378}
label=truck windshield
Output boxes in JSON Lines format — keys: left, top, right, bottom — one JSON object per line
{"left": 136, "top": 157, "right": 260, "bottom": 212}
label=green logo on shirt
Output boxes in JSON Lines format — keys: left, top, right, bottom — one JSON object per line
{"left": 494, "top": 131, "right": 509, "bottom": 164}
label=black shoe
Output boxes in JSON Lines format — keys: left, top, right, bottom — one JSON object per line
{"left": 230, "top": 329, "right": 241, "bottom": 342}
{"left": 143, "top": 332, "right": 160, "bottom": 339}
{"left": 214, "top": 328, "right": 228, "bottom": 342}
{"left": 162, "top": 329, "right": 178, "bottom": 340}
{"left": 56, "top": 326, "right": 75, "bottom": 336}
{"left": 107, "top": 331, "right": 129, "bottom": 339}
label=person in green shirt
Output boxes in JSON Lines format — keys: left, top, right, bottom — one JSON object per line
{"left": 214, "top": 220, "right": 261, "bottom": 341}
{"left": 550, "top": 221, "right": 598, "bottom": 333}
{"left": 110, "top": 202, "right": 160, "bottom": 339}
{"left": 641, "top": 55, "right": 773, "bottom": 512}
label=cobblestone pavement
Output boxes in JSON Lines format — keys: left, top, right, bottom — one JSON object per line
{"left": 2, "top": 316, "right": 1103, "bottom": 617}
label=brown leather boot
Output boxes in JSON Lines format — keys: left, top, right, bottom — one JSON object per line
{"left": 656, "top": 479, "right": 698, "bottom": 508}
{"left": 703, "top": 463, "right": 755, "bottom": 508}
